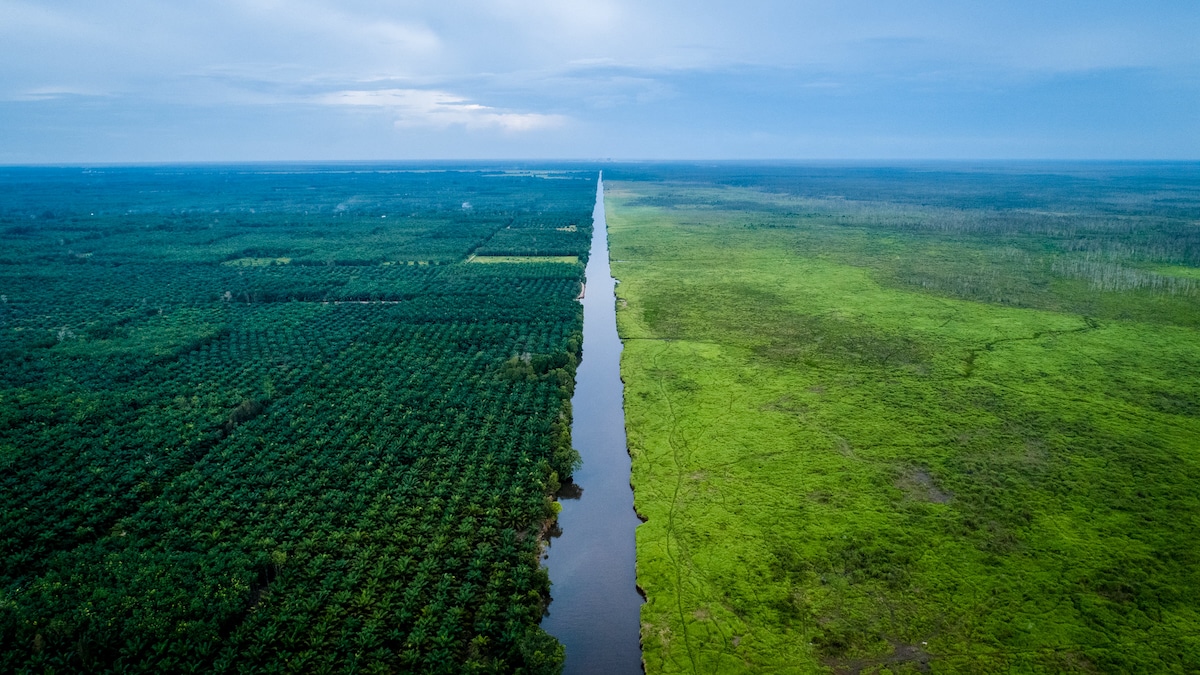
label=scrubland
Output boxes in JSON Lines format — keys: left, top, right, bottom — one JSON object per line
{"left": 608, "top": 165, "right": 1200, "bottom": 673}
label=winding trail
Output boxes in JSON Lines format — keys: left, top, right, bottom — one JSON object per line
{"left": 542, "top": 174, "right": 645, "bottom": 674}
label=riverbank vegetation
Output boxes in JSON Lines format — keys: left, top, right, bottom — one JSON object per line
{"left": 607, "top": 164, "right": 1200, "bottom": 673}
{"left": 0, "top": 166, "right": 594, "bottom": 673}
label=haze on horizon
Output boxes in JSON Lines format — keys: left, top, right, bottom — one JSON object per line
{"left": 1, "top": 0, "right": 1197, "bottom": 163}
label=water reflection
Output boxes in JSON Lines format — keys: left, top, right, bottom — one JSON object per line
{"left": 556, "top": 481, "right": 584, "bottom": 500}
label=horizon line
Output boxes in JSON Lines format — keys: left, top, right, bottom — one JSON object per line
{"left": 3, "top": 158, "right": 1200, "bottom": 169}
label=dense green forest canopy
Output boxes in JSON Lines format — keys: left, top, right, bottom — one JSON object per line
{"left": 0, "top": 166, "right": 595, "bottom": 673}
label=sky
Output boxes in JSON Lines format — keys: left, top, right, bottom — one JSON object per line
{"left": 1, "top": 0, "right": 1197, "bottom": 162}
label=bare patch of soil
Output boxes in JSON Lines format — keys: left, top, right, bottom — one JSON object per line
{"left": 824, "top": 639, "right": 934, "bottom": 674}
{"left": 896, "top": 468, "right": 952, "bottom": 504}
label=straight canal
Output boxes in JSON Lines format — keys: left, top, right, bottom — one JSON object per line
{"left": 542, "top": 174, "right": 644, "bottom": 673}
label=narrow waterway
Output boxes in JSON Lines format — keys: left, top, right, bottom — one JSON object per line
{"left": 542, "top": 174, "right": 644, "bottom": 673}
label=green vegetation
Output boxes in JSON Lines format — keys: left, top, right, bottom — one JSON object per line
{"left": 0, "top": 166, "right": 594, "bottom": 673}
{"left": 606, "top": 164, "right": 1200, "bottom": 673}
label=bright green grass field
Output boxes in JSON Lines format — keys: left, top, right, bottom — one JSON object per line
{"left": 607, "top": 182, "right": 1200, "bottom": 674}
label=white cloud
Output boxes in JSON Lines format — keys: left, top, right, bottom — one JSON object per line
{"left": 3, "top": 1, "right": 1195, "bottom": 107}
{"left": 316, "top": 88, "right": 567, "bottom": 132}
{"left": 226, "top": 0, "right": 442, "bottom": 62}
{"left": 9, "top": 86, "right": 112, "bottom": 102}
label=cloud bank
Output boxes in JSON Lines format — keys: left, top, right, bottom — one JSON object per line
{"left": 317, "top": 89, "right": 567, "bottom": 132}
{"left": 0, "top": 0, "right": 1196, "bottom": 161}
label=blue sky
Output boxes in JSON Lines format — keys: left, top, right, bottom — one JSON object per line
{"left": 1, "top": 0, "right": 1197, "bottom": 162}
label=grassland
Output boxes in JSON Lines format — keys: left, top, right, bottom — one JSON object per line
{"left": 607, "top": 166, "right": 1200, "bottom": 674}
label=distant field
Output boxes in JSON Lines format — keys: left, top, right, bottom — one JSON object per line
{"left": 469, "top": 255, "right": 580, "bottom": 264}
{"left": 221, "top": 256, "right": 293, "bottom": 266}
{"left": 607, "top": 164, "right": 1200, "bottom": 674}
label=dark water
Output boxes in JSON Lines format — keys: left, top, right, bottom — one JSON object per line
{"left": 542, "top": 175, "right": 644, "bottom": 673}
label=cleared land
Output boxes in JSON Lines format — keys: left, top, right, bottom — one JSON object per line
{"left": 608, "top": 166, "right": 1200, "bottom": 673}
{"left": 469, "top": 256, "right": 580, "bottom": 264}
